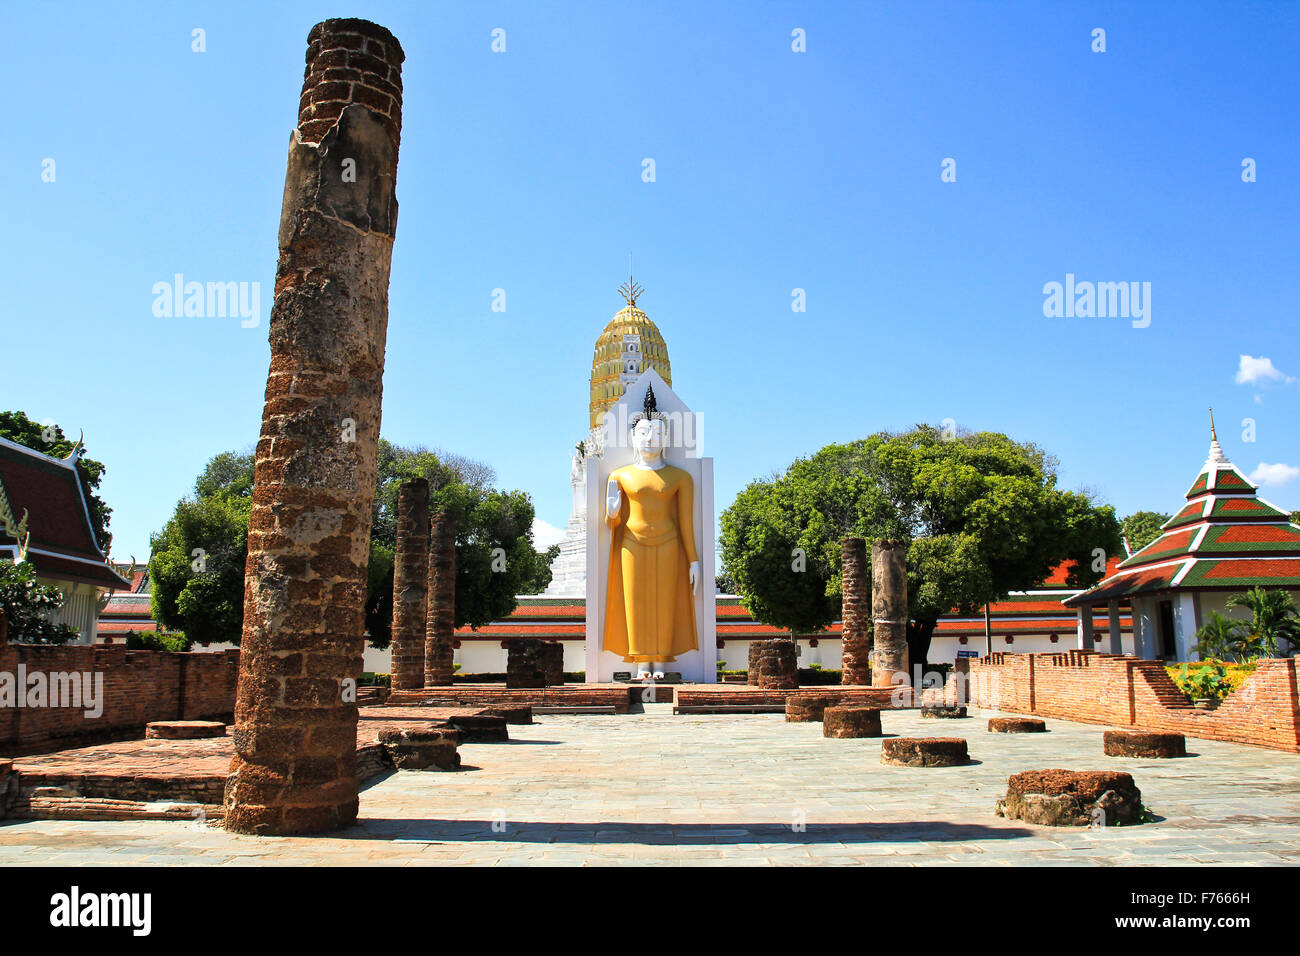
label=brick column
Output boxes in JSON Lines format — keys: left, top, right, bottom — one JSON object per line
{"left": 424, "top": 513, "right": 456, "bottom": 686}
{"left": 870, "top": 540, "right": 910, "bottom": 687}
{"left": 390, "top": 479, "right": 429, "bottom": 691}
{"left": 224, "top": 18, "right": 404, "bottom": 836}
{"left": 839, "top": 536, "right": 870, "bottom": 685}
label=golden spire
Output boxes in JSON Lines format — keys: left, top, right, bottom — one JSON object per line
{"left": 1209, "top": 407, "right": 1217, "bottom": 442}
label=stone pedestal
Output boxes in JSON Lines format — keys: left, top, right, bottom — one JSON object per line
{"left": 752, "top": 638, "right": 798, "bottom": 690}
{"left": 147, "top": 721, "right": 226, "bottom": 740}
{"left": 840, "top": 537, "right": 871, "bottom": 685}
{"left": 996, "top": 769, "right": 1144, "bottom": 826}
{"left": 1103, "top": 730, "right": 1186, "bottom": 758}
{"left": 785, "top": 696, "right": 832, "bottom": 722}
{"left": 448, "top": 714, "right": 509, "bottom": 743}
{"left": 390, "top": 478, "right": 429, "bottom": 692}
{"left": 881, "top": 737, "right": 969, "bottom": 767}
{"left": 871, "top": 540, "right": 910, "bottom": 687}
{"left": 507, "top": 640, "right": 564, "bottom": 688}
{"left": 378, "top": 728, "right": 460, "bottom": 771}
{"left": 224, "top": 17, "right": 404, "bottom": 837}
{"left": 823, "top": 706, "right": 882, "bottom": 738}
{"left": 988, "top": 717, "right": 1047, "bottom": 733}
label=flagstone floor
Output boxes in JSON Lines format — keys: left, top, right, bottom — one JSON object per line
{"left": 3, "top": 704, "right": 1299, "bottom": 866}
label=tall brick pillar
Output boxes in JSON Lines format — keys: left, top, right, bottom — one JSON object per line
{"left": 840, "top": 537, "right": 870, "bottom": 685}
{"left": 390, "top": 479, "right": 429, "bottom": 691}
{"left": 224, "top": 18, "right": 404, "bottom": 836}
{"left": 424, "top": 513, "right": 456, "bottom": 686}
{"left": 870, "top": 540, "right": 910, "bottom": 688}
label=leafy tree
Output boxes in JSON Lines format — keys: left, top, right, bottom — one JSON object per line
{"left": 0, "top": 410, "right": 113, "bottom": 553}
{"left": 0, "top": 562, "right": 79, "bottom": 644}
{"left": 1121, "top": 511, "right": 1171, "bottom": 554}
{"left": 148, "top": 493, "right": 251, "bottom": 646}
{"left": 719, "top": 425, "right": 1123, "bottom": 668}
{"left": 1225, "top": 587, "right": 1300, "bottom": 658}
{"left": 364, "top": 442, "right": 552, "bottom": 647}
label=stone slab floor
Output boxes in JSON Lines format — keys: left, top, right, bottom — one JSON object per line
{"left": 2, "top": 704, "right": 1298, "bottom": 866}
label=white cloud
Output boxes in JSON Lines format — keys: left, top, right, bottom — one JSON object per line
{"left": 531, "top": 517, "right": 566, "bottom": 549}
{"left": 1235, "top": 354, "right": 1294, "bottom": 385}
{"left": 1249, "top": 462, "right": 1300, "bottom": 487}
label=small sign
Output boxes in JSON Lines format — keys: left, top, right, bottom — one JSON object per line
{"left": 956, "top": 650, "right": 979, "bottom": 659}
{"left": 613, "top": 671, "right": 632, "bottom": 682}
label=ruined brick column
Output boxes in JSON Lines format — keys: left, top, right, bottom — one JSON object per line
{"left": 840, "top": 537, "right": 870, "bottom": 685}
{"left": 224, "top": 18, "right": 404, "bottom": 836}
{"left": 424, "top": 512, "right": 456, "bottom": 686}
{"left": 389, "top": 479, "right": 428, "bottom": 691}
{"left": 870, "top": 540, "right": 910, "bottom": 688}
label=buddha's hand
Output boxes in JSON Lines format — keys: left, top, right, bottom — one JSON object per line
{"left": 689, "top": 561, "right": 700, "bottom": 595}
{"left": 606, "top": 478, "right": 621, "bottom": 517}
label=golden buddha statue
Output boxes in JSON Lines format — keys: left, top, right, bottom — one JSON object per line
{"left": 604, "top": 383, "right": 699, "bottom": 679}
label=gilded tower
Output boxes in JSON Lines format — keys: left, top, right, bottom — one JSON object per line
{"left": 589, "top": 278, "right": 672, "bottom": 429}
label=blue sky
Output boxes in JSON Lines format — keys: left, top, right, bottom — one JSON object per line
{"left": 3, "top": 0, "right": 1297, "bottom": 562}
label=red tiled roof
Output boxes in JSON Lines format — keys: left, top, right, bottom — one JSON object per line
{"left": 0, "top": 438, "right": 128, "bottom": 590}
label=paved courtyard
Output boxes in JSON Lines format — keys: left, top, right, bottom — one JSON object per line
{"left": 3, "top": 704, "right": 1299, "bottom": 865}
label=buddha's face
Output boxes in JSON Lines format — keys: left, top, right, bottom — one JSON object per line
{"left": 632, "top": 418, "right": 666, "bottom": 459}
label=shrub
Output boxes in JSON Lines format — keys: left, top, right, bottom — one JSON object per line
{"left": 124, "top": 630, "right": 191, "bottom": 653}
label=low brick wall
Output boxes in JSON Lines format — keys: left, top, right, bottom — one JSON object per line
{"left": 969, "top": 650, "right": 1300, "bottom": 752}
{"left": 0, "top": 644, "right": 240, "bottom": 755}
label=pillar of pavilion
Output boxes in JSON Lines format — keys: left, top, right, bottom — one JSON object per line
{"left": 424, "top": 512, "right": 456, "bottom": 686}
{"left": 870, "top": 540, "right": 910, "bottom": 687}
{"left": 839, "top": 537, "right": 871, "bottom": 685}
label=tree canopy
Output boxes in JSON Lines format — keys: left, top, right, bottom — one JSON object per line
{"left": 0, "top": 410, "right": 113, "bottom": 553}
{"left": 719, "top": 425, "right": 1122, "bottom": 667}
{"left": 1121, "top": 510, "right": 1171, "bottom": 554}
{"left": 148, "top": 440, "right": 555, "bottom": 649}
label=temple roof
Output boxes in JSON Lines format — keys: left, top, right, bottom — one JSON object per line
{"left": 0, "top": 436, "right": 129, "bottom": 590}
{"left": 1065, "top": 431, "right": 1300, "bottom": 606}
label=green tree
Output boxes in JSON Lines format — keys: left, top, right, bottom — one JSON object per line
{"left": 0, "top": 562, "right": 79, "bottom": 644}
{"left": 364, "top": 441, "right": 552, "bottom": 647}
{"left": 0, "top": 410, "right": 113, "bottom": 553}
{"left": 1121, "top": 511, "right": 1171, "bottom": 554}
{"left": 719, "top": 425, "right": 1122, "bottom": 668}
{"left": 148, "top": 491, "right": 252, "bottom": 646}
{"left": 1225, "top": 587, "right": 1300, "bottom": 659}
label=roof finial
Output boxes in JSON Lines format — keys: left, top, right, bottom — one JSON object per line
{"left": 1209, "top": 407, "right": 1217, "bottom": 442}
{"left": 618, "top": 255, "right": 643, "bottom": 309}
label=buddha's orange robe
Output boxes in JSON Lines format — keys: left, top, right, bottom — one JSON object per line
{"left": 604, "top": 463, "right": 699, "bottom": 663}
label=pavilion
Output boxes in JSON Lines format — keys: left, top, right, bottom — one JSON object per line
{"left": 1064, "top": 425, "right": 1300, "bottom": 661}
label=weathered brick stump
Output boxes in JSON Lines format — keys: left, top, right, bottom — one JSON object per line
{"left": 1103, "top": 729, "right": 1187, "bottom": 759}
{"left": 0, "top": 759, "right": 11, "bottom": 821}
{"left": 996, "top": 769, "right": 1144, "bottom": 826}
{"left": 823, "top": 706, "right": 883, "bottom": 738}
{"left": 147, "top": 721, "right": 226, "bottom": 741}
{"left": 989, "top": 717, "right": 1047, "bottom": 733}
{"left": 449, "top": 714, "right": 509, "bottom": 743}
{"left": 921, "top": 705, "right": 968, "bottom": 719}
{"left": 506, "top": 640, "right": 564, "bottom": 689}
{"left": 751, "top": 638, "right": 799, "bottom": 690}
{"left": 482, "top": 705, "right": 534, "bottom": 725}
{"left": 881, "top": 737, "right": 969, "bottom": 767}
{"left": 786, "top": 697, "right": 832, "bottom": 722}
{"left": 377, "top": 728, "right": 460, "bottom": 771}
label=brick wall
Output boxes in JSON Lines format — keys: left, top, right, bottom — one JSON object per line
{"left": 0, "top": 645, "right": 239, "bottom": 755}
{"left": 969, "top": 650, "right": 1300, "bottom": 752}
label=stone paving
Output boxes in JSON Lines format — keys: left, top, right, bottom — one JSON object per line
{"left": 2, "top": 704, "right": 1298, "bottom": 865}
